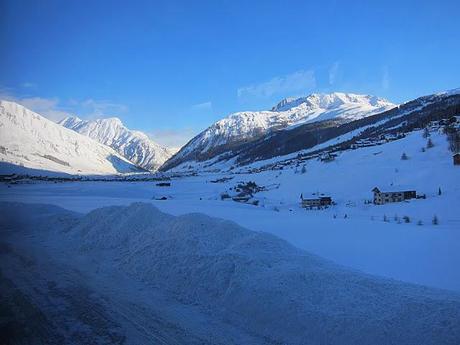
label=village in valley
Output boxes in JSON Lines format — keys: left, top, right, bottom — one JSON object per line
{"left": 155, "top": 116, "right": 459, "bottom": 229}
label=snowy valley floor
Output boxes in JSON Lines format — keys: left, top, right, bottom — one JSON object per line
{"left": 1, "top": 174, "right": 459, "bottom": 293}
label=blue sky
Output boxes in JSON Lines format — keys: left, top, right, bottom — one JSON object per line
{"left": 1, "top": 0, "right": 459, "bottom": 147}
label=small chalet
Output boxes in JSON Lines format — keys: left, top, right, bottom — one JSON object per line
{"left": 372, "top": 187, "right": 416, "bottom": 205}
{"left": 319, "top": 152, "right": 336, "bottom": 162}
{"left": 156, "top": 182, "right": 171, "bottom": 187}
{"left": 453, "top": 153, "right": 460, "bottom": 166}
{"left": 300, "top": 194, "right": 332, "bottom": 209}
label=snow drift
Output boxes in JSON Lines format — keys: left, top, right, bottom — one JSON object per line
{"left": 13, "top": 201, "right": 459, "bottom": 345}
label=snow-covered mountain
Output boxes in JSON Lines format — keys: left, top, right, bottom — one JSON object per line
{"left": 59, "top": 116, "right": 173, "bottom": 171}
{"left": 162, "top": 92, "right": 395, "bottom": 170}
{"left": 0, "top": 100, "right": 142, "bottom": 175}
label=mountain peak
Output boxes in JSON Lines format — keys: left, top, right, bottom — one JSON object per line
{"left": 60, "top": 116, "right": 173, "bottom": 171}
{"left": 99, "top": 117, "right": 123, "bottom": 126}
{"left": 271, "top": 92, "right": 393, "bottom": 112}
{"left": 0, "top": 100, "right": 141, "bottom": 175}
{"left": 59, "top": 116, "right": 82, "bottom": 127}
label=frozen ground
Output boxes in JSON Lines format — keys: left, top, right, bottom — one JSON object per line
{"left": 1, "top": 202, "right": 460, "bottom": 344}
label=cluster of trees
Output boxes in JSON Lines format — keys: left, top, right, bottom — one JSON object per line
{"left": 382, "top": 214, "right": 439, "bottom": 225}
{"left": 445, "top": 123, "right": 460, "bottom": 153}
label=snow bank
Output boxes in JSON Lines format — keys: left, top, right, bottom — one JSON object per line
{"left": 49, "top": 202, "right": 460, "bottom": 344}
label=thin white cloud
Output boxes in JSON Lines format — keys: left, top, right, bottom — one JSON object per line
{"left": 81, "top": 99, "right": 128, "bottom": 119}
{"left": 0, "top": 92, "right": 70, "bottom": 122}
{"left": 382, "top": 66, "right": 390, "bottom": 90}
{"left": 329, "top": 62, "right": 340, "bottom": 85}
{"left": 21, "top": 82, "right": 37, "bottom": 89}
{"left": 19, "top": 97, "right": 69, "bottom": 121}
{"left": 237, "top": 69, "right": 316, "bottom": 101}
{"left": 0, "top": 90, "right": 128, "bottom": 122}
{"left": 191, "top": 101, "right": 212, "bottom": 111}
{"left": 148, "top": 128, "right": 198, "bottom": 150}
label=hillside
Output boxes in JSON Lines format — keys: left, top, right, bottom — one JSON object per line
{"left": 162, "top": 92, "right": 395, "bottom": 170}
{"left": 0, "top": 101, "right": 143, "bottom": 175}
{"left": 163, "top": 90, "right": 460, "bottom": 172}
{"left": 59, "top": 116, "right": 173, "bottom": 171}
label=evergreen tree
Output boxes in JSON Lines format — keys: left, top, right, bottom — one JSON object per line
{"left": 432, "top": 215, "right": 439, "bottom": 225}
{"left": 423, "top": 127, "right": 430, "bottom": 138}
{"left": 427, "top": 138, "right": 434, "bottom": 148}
{"left": 438, "top": 187, "right": 442, "bottom": 195}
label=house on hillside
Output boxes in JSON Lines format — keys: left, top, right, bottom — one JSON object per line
{"left": 372, "top": 187, "right": 416, "bottom": 205}
{"left": 156, "top": 182, "right": 171, "bottom": 187}
{"left": 453, "top": 153, "right": 460, "bottom": 165}
{"left": 300, "top": 194, "right": 333, "bottom": 209}
{"left": 319, "top": 152, "right": 336, "bottom": 162}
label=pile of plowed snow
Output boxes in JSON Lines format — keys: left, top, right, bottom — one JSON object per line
{"left": 4, "top": 202, "right": 460, "bottom": 344}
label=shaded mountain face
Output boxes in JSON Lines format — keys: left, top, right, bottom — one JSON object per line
{"left": 233, "top": 91, "right": 460, "bottom": 166}
{"left": 161, "top": 90, "right": 460, "bottom": 171}
{"left": 161, "top": 92, "right": 395, "bottom": 171}
{"left": 59, "top": 117, "right": 173, "bottom": 171}
{"left": 0, "top": 100, "right": 142, "bottom": 175}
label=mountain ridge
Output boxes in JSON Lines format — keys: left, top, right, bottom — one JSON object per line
{"left": 161, "top": 90, "right": 460, "bottom": 172}
{"left": 59, "top": 116, "right": 173, "bottom": 171}
{"left": 0, "top": 100, "right": 143, "bottom": 175}
{"left": 162, "top": 92, "right": 396, "bottom": 170}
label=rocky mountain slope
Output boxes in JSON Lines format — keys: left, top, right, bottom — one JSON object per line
{"left": 161, "top": 92, "right": 395, "bottom": 170}
{"left": 59, "top": 116, "right": 173, "bottom": 171}
{"left": 0, "top": 100, "right": 143, "bottom": 175}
